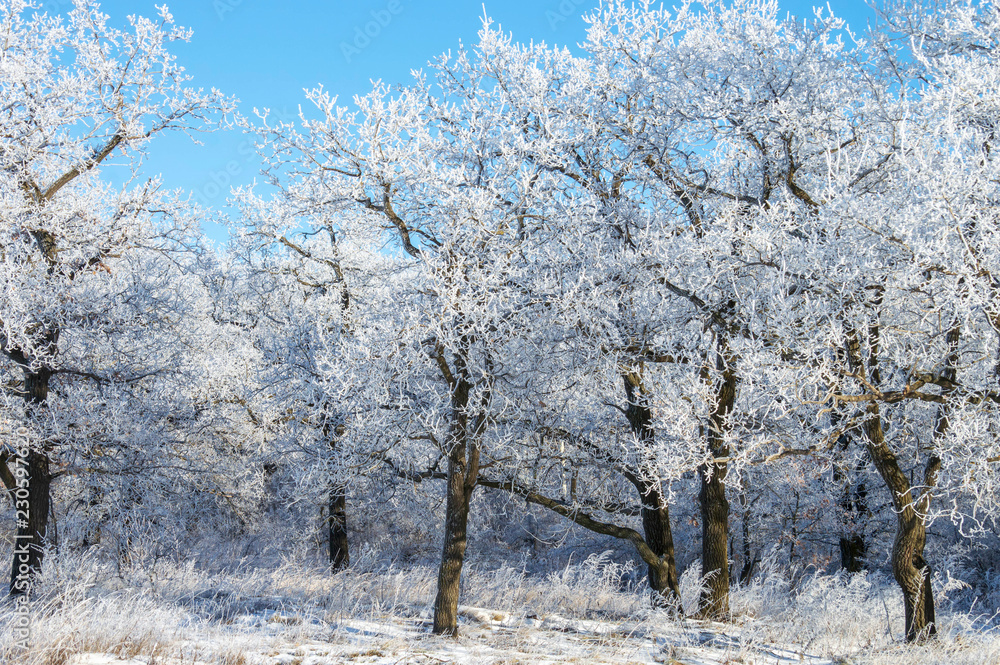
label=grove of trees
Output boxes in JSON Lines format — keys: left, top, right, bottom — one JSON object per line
{"left": 3, "top": 0, "right": 1000, "bottom": 646}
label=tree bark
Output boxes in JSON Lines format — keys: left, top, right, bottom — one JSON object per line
{"left": 697, "top": 351, "right": 736, "bottom": 620}
{"left": 9, "top": 451, "right": 50, "bottom": 597}
{"left": 846, "top": 319, "right": 950, "bottom": 642}
{"left": 10, "top": 369, "right": 53, "bottom": 597}
{"left": 839, "top": 530, "right": 867, "bottom": 574}
{"left": 835, "top": 436, "right": 869, "bottom": 573}
{"left": 830, "top": 345, "right": 869, "bottom": 572}
{"left": 432, "top": 445, "right": 475, "bottom": 636}
{"left": 431, "top": 345, "right": 481, "bottom": 637}
{"left": 698, "top": 460, "right": 730, "bottom": 618}
{"left": 864, "top": 412, "right": 936, "bottom": 641}
{"left": 324, "top": 418, "right": 350, "bottom": 572}
{"left": 838, "top": 489, "right": 868, "bottom": 572}
{"left": 737, "top": 488, "right": 759, "bottom": 584}
{"left": 329, "top": 486, "right": 349, "bottom": 571}
{"left": 622, "top": 371, "right": 681, "bottom": 610}
{"left": 639, "top": 487, "right": 681, "bottom": 608}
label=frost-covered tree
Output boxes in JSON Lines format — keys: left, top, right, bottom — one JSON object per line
{"left": 223, "top": 202, "right": 365, "bottom": 571}
{"left": 238, "top": 61, "right": 574, "bottom": 632}
{"left": 0, "top": 0, "right": 231, "bottom": 594}
{"left": 538, "top": 0, "right": 893, "bottom": 618}
{"left": 741, "top": 0, "right": 1000, "bottom": 640}
{"left": 227, "top": 0, "right": 1000, "bottom": 643}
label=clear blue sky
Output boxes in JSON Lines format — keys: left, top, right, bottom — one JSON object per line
{"left": 72, "top": 0, "right": 876, "bottom": 244}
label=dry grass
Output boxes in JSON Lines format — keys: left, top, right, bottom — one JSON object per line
{"left": 0, "top": 546, "right": 995, "bottom": 665}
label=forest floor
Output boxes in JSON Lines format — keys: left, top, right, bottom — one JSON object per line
{"left": 60, "top": 604, "right": 997, "bottom": 665}
{"left": 65, "top": 610, "right": 843, "bottom": 665}
{"left": 2, "top": 548, "right": 998, "bottom": 665}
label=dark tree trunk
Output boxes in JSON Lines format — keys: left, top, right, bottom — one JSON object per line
{"left": 847, "top": 320, "right": 948, "bottom": 642}
{"left": 323, "top": 417, "right": 350, "bottom": 572}
{"left": 10, "top": 369, "right": 53, "bottom": 597}
{"left": 839, "top": 532, "right": 867, "bottom": 574}
{"left": 868, "top": 421, "right": 938, "bottom": 642}
{"left": 738, "top": 490, "right": 759, "bottom": 585}
{"left": 9, "top": 451, "right": 50, "bottom": 597}
{"left": 432, "top": 447, "right": 474, "bottom": 636}
{"left": 9, "top": 450, "right": 50, "bottom": 597}
{"left": 836, "top": 442, "right": 869, "bottom": 573}
{"left": 431, "top": 347, "right": 481, "bottom": 637}
{"left": 892, "top": 510, "right": 936, "bottom": 642}
{"left": 876, "top": 428, "right": 936, "bottom": 643}
{"left": 639, "top": 485, "right": 681, "bottom": 608}
{"left": 698, "top": 459, "right": 730, "bottom": 618}
{"left": 831, "top": 345, "right": 869, "bottom": 573}
{"left": 697, "top": 351, "right": 736, "bottom": 620}
{"left": 894, "top": 325, "right": 956, "bottom": 641}
{"left": 622, "top": 372, "right": 681, "bottom": 610}
{"left": 329, "top": 485, "right": 349, "bottom": 571}
{"left": 325, "top": 255, "right": 353, "bottom": 573}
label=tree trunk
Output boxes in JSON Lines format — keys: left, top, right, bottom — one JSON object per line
{"left": 831, "top": 345, "right": 869, "bottom": 573}
{"left": 432, "top": 448, "right": 474, "bottom": 636}
{"left": 839, "top": 532, "right": 867, "bottom": 574}
{"left": 847, "top": 319, "right": 953, "bottom": 641}
{"left": 863, "top": 405, "right": 937, "bottom": 641}
{"left": 622, "top": 372, "right": 681, "bottom": 610}
{"left": 431, "top": 349, "right": 481, "bottom": 637}
{"left": 697, "top": 351, "right": 736, "bottom": 620}
{"left": 9, "top": 451, "right": 50, "bottom": 597}
{"left": 838, "top": 483, "right": 868, "bottom": 573}
{"left": 738, "top": 489, "right": 759, "bottom": 585}
{"left": 324, "top": 418, "right": 350, "bottom": 572}
{"left": 329, "top": 485, "right": 349, "bottom": 571}
{"left": 893, "top": 510, "right": 936, "bottom": 642}
{"left": 698, "top": 459, "right": 730, "bottom": 618}
{"left": 10, "top": 369, "right": 53, "bottom": 597}
{"left": 640, "top": 486, "right": 681, "bottom": 608}
{"left": 10, "top": 450, "right": 51, "bottom": 596}
{"left": 835, "top": 439, "right": 869, "bottom": 573}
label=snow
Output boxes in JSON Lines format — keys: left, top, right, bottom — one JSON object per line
{"left": 66, "top": 610, "right": 843, "bottom": 665}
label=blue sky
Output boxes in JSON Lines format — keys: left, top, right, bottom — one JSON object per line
{"left": 67, "top": 0, "right": 876, "bottom": 244}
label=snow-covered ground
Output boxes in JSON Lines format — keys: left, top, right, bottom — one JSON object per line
{"left": 2, "top": 549, "right": 997, "bottom": 665}
{"left": 66, "top": 610, "right": 841, "bottom": 665}
{"left": 60, "top": 605, "right": 999, "bottom": 665}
